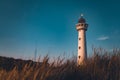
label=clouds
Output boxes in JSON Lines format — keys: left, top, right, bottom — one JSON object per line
{"left": 97, "top": 36, "right": 109, "bottom": 41}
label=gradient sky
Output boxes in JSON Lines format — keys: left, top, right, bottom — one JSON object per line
{"left": 0, "top": 0, "right": 120, "bottom": 59}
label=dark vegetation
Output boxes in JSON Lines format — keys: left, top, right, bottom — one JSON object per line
{"left": 0, "top": 49, "right": 120, "bottom": 80}
{"left": 0, "top": 56, "right": 42, "bottom": 71}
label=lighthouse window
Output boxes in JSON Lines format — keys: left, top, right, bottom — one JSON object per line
{"left": 79, "top": 46, "right": 81, "bottom": 49}
{"left": 79, "top": 56, "right": 81, "bottom": 59}
{"left": 79, "top": 38, "right": 81, "bottom": 40}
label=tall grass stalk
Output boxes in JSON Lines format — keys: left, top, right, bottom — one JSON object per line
{"left": 0, "top": 49, "right": 120, "bottom": 80}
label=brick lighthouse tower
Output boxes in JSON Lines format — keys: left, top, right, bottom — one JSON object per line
{"left": 76, "top": 14, "right": 88, "bottom": 65}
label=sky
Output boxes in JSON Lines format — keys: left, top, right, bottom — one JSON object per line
{"left": 0, "top": 0, "right": 120, "bottom": 59}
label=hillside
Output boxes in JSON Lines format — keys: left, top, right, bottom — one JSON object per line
{"left": 0, "top": 56, "right": 42, "bottom": 71}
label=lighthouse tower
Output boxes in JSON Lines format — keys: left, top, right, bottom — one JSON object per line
{"left": 76, "top": 14, "right": 88, "bottom": 65}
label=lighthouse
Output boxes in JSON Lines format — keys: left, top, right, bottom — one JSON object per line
{"left": 76, "top": 14, "right": 88, "bottom": 65}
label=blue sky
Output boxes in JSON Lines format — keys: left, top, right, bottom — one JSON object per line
{"left": 0, "top": 0, "right": 120, "bottom": 59}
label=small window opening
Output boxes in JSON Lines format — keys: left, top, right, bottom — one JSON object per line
{"left": 79, "top": 56, "right": 81, "bottom": 59}
{"left": 79, "top": 46, "right": 81, "bottom": 49}
{"left": 81, "top": 24, "right": 83, "bottom": 26}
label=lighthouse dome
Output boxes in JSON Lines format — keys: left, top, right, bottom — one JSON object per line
{"left": 78, "top": 17, "right": 86, "bottom": 23}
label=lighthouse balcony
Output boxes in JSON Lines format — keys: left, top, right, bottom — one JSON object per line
{"left": 76, "top": 23, "right": 88, "bottom": 31}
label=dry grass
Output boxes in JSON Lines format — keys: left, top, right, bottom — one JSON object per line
{"left": 0, "top": 49, "right": 120, "bottom": 80}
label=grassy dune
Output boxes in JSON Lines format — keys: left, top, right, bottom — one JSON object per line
{"left": 0, "top": 49, "right": 120, "bottom": 80}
